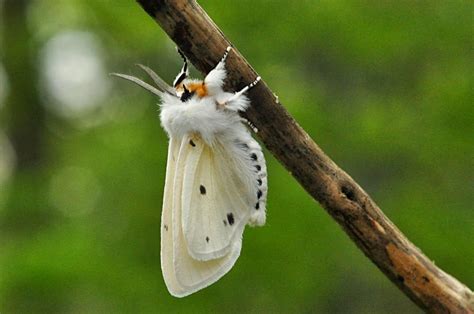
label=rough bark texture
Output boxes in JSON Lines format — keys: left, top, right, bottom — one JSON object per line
{"left": 136, "top": 0, "right": 473, "bottom": 312}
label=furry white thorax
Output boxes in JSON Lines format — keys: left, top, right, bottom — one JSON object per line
{"left": 159, "top": 87, "right": 250, "bottom": 146}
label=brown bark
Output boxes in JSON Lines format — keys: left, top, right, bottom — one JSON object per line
{"left": 136, "top": 0, "right": 473, "bottom": 312}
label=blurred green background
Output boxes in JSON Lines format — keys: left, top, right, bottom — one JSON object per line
{"left": 0, "top": 0, "right": 472, "bottom": 313}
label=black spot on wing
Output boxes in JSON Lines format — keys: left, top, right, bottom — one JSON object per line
{"left": 257, "top": 190, "right": 262, "bottom": 199}
{"left": 255, "top": 202, "right": 260, "bottom": 210}
{"left": 227, "top": 213, "right": 235, "bottom": 226}
{"left": 206, "top": 236, "right": 209, "bottom": 243}
{"left": 255, "top": 165, "right": 261, "bottom": 171}
{"left": 200, "top": 185, "right": 206, "bottom": 195}
{"left": 257, "top": 179, "right": 262, "bottom": 186}
{"left": 164, "top": 224, "right": 168, "bottom": 231}
{"left": 189, "top": 140, "right": 196, "bottom": 147}
{"left": 250, "top": 153, "right": 257, "bottom": 161}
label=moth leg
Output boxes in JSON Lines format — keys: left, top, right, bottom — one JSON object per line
{"left": 215, "top": 46, "right": 232, "bottom": 71}
{"left": 241, "top": 118, "right": 259, "bottom": 133}
{"left": 219, "top": 76, "right": 261, "bottom": 112}
{"left": 173, "top": 48, "right": 189, "bottom": 87}
{"left": 227, "top": 76, "right": 261, "bottom": 103}
{"left": 204, "top": 46, "right": 232, "bottom": 94}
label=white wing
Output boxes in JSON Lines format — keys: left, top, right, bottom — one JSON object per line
{"left": 161, "top": 136, "right": 246, "bottom": 297}
{"left": 160, "top": 137, "right": 186, "bottom": 296}
{"left": 181, "top": 136, "right": 251, "bottom": 261}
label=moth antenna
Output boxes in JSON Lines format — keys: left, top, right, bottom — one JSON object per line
{"left": 110, "top": 72, "right": 165, "bottom": 97}
{"left": 226, "top": 76, "right": 261, "bottom": 103}
{"left": 173, "top": 48, "right": 189, "bottom": 87}
{"left": 136, "top": 64, "right": 175, "bottom": 95}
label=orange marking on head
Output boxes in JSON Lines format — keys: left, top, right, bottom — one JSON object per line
{"left": 187, "top": 82, "right": 208, "bottom": 98}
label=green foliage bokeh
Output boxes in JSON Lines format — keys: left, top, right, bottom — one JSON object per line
{"left": 0, "top": 1, "right": 472, "bottom": 313}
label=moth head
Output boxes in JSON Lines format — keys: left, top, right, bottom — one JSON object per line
{"left": 173, "top": 50, "right": 207, "bottom": 101}
{"left": 111, "top": 64, "right": 208, "bottom": 104}
{"left": 178, "top": 84, "right": 194, "bottom": 102}
{"left": 175, "top": 80, "right": 207, "bottom": 102}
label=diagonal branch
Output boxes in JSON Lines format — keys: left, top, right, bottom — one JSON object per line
{"left": 135, "top": 0, "right": 473, "bottom": 311}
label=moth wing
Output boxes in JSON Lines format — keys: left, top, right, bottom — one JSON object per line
{"left": 160, "top": 138, "right": 187, "bottom": 296}
{"left": 161, "top": 133, "right": 266, "bottom": 297}
{"left": 173, "top": 236, "right": 241, "bottom": 297}
{"left": 181, "top": 136, "right": 250, "bottom": 261}
{"left": 170, "top": 136, "right": 243, "bottom": 296}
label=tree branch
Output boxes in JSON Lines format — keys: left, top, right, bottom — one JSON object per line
{"left": 135, "top": 0, "right": 473, "bottom": 311}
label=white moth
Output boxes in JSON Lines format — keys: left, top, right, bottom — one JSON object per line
{"left": 112, "top": 47, "right": 267, "bottom": 297}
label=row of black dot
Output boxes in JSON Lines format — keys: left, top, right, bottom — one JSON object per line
{"left": 235, "top": 139, "right": 264, "bottom": 210}
{"left": 251, "top": 151, "right": 263, "bottom": 210}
